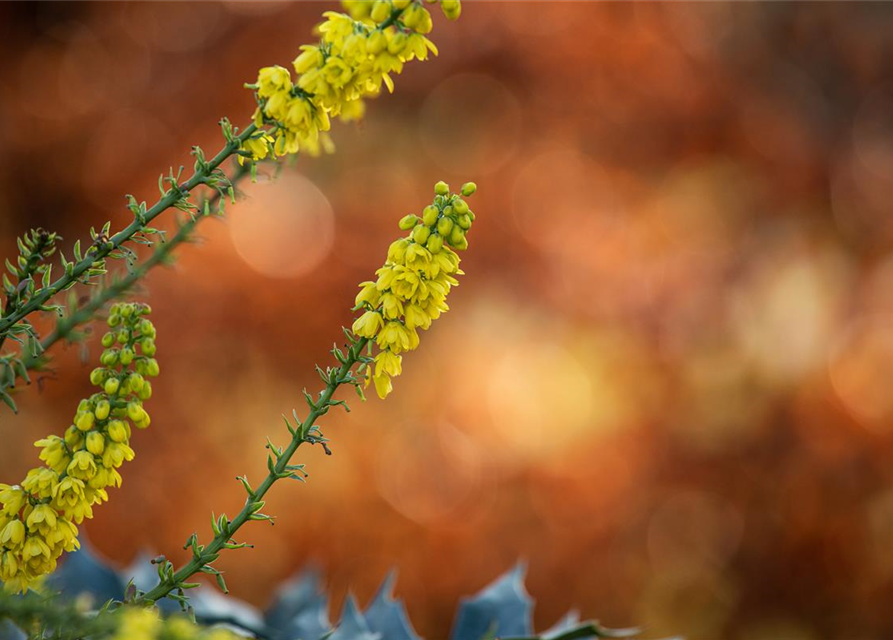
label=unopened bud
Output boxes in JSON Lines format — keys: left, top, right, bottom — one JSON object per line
{"left": 86, "top": 431, "right": 105, "bottom": 455}
{"left": 398, "top": 214, "right": 419, "bottom": 230}
{"left": 426, "top": 234, "right": 443, "bottom": 253}
{"left": 411, "top": 225, "right": 431, "bottom": 244}
{"left": 94, "top": 400, "right": 110, "bottom": 421}
{"left": 422, "top": 205, "right": 439, "bottom": 226}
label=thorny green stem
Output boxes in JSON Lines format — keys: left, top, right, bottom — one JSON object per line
{"left": 0, "top": 164, "right": 252, "bottom": 397}
{"left": 0, "top": 232, "right": 53, "bottom": 353}
{"left": 0, "top": 123, "right": 258, "bottom": 337}
{"left": 136, "top": 336, "right": 370, "bottom": 605}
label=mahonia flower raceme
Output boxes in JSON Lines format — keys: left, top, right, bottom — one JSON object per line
{"left": 0, "top": 303, "right": 159, "bottom": 593}
{"left": 111, "top": 608, "right": 241, "bottom": 640}
{"left": 240, "top": 0, "right": 462, "bottom": 162}
{"left": 353, "top": 180, "right": 477, "bottom": 399}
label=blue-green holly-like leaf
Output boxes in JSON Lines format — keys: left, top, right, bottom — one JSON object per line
{"left": 265, "top": 566, "right": 331, "bottom": 640}
{"left": 330, "top": 594, "right": 379, "bottom": 640}
{"left": 450, "top": 562, "right": 533, "bottom": 640}
{"left": 363, "top": 571, "right": 421, "bottom": 640}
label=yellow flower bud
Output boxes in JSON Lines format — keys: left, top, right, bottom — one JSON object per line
{"left": 442, "top": 0, "right": 461, "bottom": 20}
{"left": 104, "top": 378, "right": 120, "bottom": 396}
{"left": 422, "top": 205, "right": 439, "bottom": 226}
{"left": 437, "top": 216, "right": 454, "bottom": 236}
{"left": 393, "top": 0, "right": 411, "bottom": 8}
{"left": 138, "top": 382, "right": 153, "bottom": 401}
{"left": 127, "top": 401, "right": 146, "bottom": 423}
{"left": 141, "top": 338, "right": 156, "bottom": 357}
{"left": 370, "top": 0, "right": 391, "bottom": 23}
{"left": 145, "top": 359, "right": 160, "bottom": 377}
{"left": 387, "top": 31, "right": 407, "bottom": 55}
{"left": 128, "top": 373, "right": 144, "bottom": 393}
{"left": 139, "top": 319, "right": 156, "bottom": 338}
{"left": 117, "top": 330, "right": 129, "bottom": 344}
{"left": 120, "top": 347, "right": 134, "bottom": 366}
{"left": 64, "top": 425, "right": 83, "bottom": 448}
{"left": 107, "top": 420, "right": 130, "bottom": 443}
{"left": 411, "top": 225, "right": 430, "bottom": 244}
{"left": 90, "top": 368, "right": 106, "bottom": 386}
{"left": 120, "top": 304, "right": 133, "bottom": 319}
{"left": 101, "top": 333, "right": 115, "bottom": 348}
{"left": 86, "top": 431, "right": 105, "bottom": 456}
{"left": 452, "top": 198, "right": 469, "bottom": 215}
{"left": 457, "top": 214, "right": 472, "bottom": 230}
{"left": 434, "top": 181, "right": 450, "bottom": 196}
{"left": 460, "top": 181, "right": 476, "bottom": 196}
{"left": 398, "top": 214, "right": 419, "bottom": 230}
{"left": 76, "top": 412, "right": 95, "bottom": 432}
{"left": 108, "top": 313, "right": 121, "bottom": 328}
{"left": 367, "top": 30, "right": 388, "bottom": 54}
{"left": 94, "top": 400, "right": 110, "bottom": 421}
{"left": 100, "top": 350, "right": 118, "bottom": 366}
{"left": 449, "top": 225, "right": 465, "bottom": 246}
{"left": 426, "top": 234, "right": 443, "bottom": 253}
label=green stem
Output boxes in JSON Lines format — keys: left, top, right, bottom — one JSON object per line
{"left": 136, "top": 336, "right": 370, "bottom": 605}
{"left": 0, "top": 164, "right": 251, "bottom": 398}
{"left": 0, "top": 124, "right": 258, "bottom": 337}
{"left": 0, "top": 232, "right": 53, "bottom": 353}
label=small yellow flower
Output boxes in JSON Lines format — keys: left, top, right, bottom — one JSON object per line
{"left": 67, "top": 451, "right": 98, "bottom": 480}
{"left": 0, "top": 520, "right": 25, "bottom": 547}
{"left": 352, "top": 310, "right": 385, "bottom": 338}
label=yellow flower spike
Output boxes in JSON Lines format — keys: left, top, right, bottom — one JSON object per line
{"left": 350, "top": 180, "right": 477, "bottom": 398}
{"left": 0, "top": 304, "right": 158, "bottom": 592}
{"left": 243, "top": 1, "right": 461, "bottom": 163}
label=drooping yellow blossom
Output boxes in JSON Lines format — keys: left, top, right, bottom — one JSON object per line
{"left": 353, "top": 180, "right": 477, "bottom": 399}
{"left": 0, "top": 303, "right": 159, "bottom": 593}
{"left": 240, "top": 0, "right": 462, "bottom": 162}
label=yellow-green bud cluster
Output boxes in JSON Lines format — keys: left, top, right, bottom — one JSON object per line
{"left": 242, "top": 0, "right": 461, "bottom": 162}
{"left": 352, "top": 180, "right": 477, "bottom": 399}
{"left": 0, "top": 303, "right": 159, "bottom": 593}
{"left": 111, "top": 608, "right": 241, "bottom": 640}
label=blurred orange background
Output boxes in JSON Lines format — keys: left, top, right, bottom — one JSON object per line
{"left": 2, "top": 2, "right": 893, "bottom": 639}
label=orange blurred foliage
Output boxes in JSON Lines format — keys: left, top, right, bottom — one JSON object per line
{"left": 2, "top": 3, "right": 893, "bottom": 639}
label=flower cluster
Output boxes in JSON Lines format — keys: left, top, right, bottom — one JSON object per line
{"left": 111, "top": 608, "right": 239, "bottom": 640}
{"left": 242, "top": 0, "right": 462, "bottom": 161}
{"left": 0, "top": 303, "right": 159, "bottom": 592}
{"left": 353, "top": 180, "right": 477, "bottom": 399}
